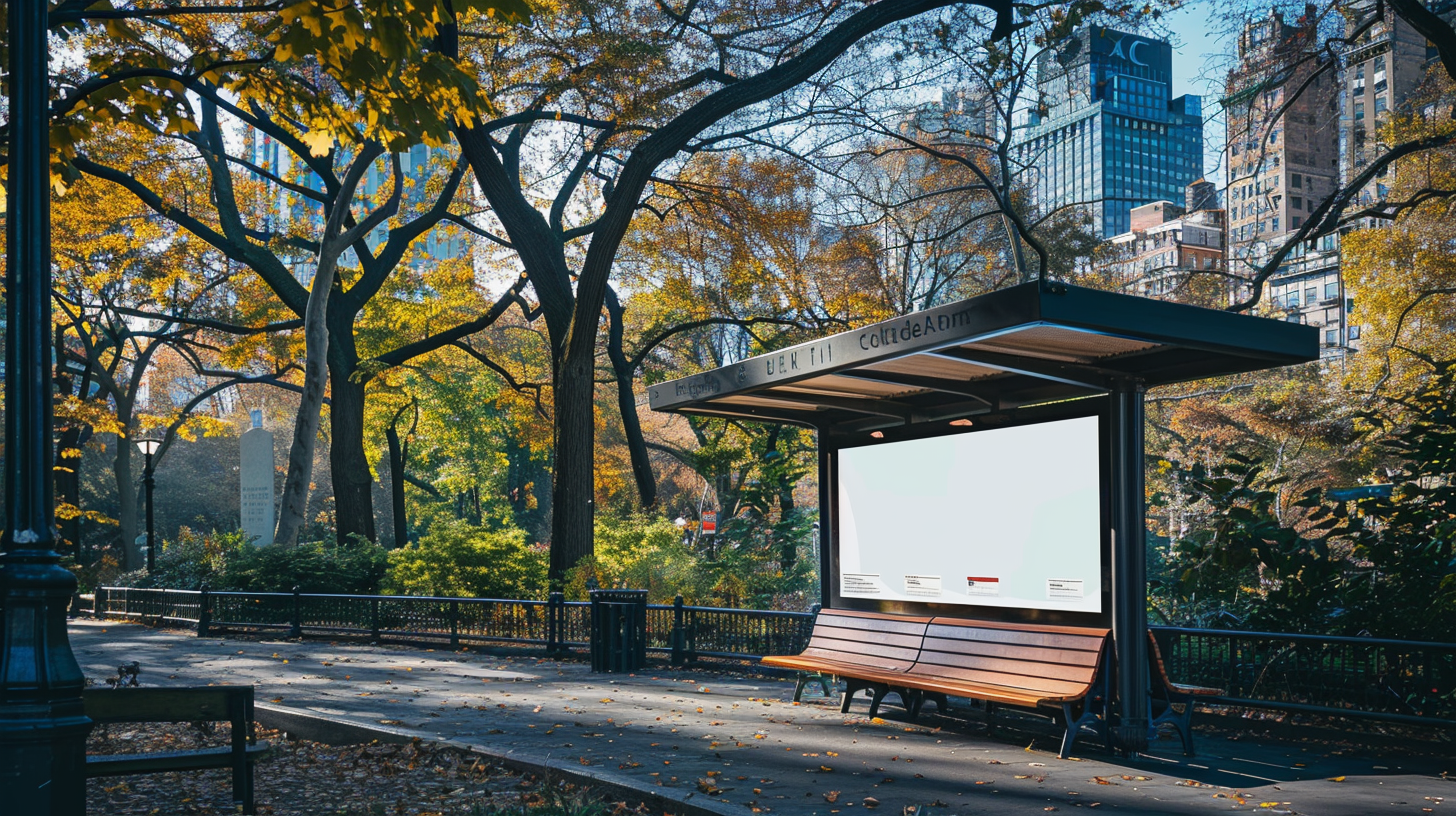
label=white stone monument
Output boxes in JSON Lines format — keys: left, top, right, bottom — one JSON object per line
{"left": 240, "top": 409, "right": 275, "bottom": 545}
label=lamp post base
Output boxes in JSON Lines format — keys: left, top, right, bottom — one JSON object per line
{"left": 0, "top": 555, "right": 94, "bottom": 813}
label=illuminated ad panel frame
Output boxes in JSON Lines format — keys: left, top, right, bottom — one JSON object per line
{"left": 823, "top": 398, "right": 1113, "bottom": 629}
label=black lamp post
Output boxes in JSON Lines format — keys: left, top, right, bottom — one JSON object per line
{"left": 138, "top": 438, "right": 162, "bottom": 573}
{"left": 0, "top": 0, "right": 94, "bottom": 809}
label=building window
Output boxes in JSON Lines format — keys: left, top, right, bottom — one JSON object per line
{"left": 1306, "top": 286, "right": 1317, "bottom": 303}
{"left": 1349, "top": 325, "right": 1362, "bottom": 340}
{"left": 1324, "top": 328, "right": 1337, "bottom": 345}
{"left": 1324, "top": 281, "right": 1338, "bottom": 299}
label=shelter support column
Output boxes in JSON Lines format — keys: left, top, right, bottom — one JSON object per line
{"left": 817, "top": 444, "right": 833, "bottom": 608}
{"left": 1109, "top": 380, "right": 1149, "bottom": 755}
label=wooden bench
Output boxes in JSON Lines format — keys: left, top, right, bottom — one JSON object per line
{"left": 764, "top": 611, "right": 1114, "bottom": 758}
{"left": 84, "top": 685, "right": 273, "bottom": 814}
{"left": 761, "top": 609, "right": 929, "bottom": 716}
{"left": 897, "top": 618, "right": 1112, "bottom": 758}
{"left": 1147, "top": 634, "right": 1223, "bottom": 756}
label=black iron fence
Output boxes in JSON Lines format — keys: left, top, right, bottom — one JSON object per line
{"left": 92, "top": 586, "right": 817, "bottom": 667}
{"left": 1151, "top": 626, "right": 1456, "bottom": 727}
{"left": 91, "top": 587, "right": 1456, "bottom": 729}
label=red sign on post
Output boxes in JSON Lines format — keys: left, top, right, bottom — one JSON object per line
{"left": 701, "top": 511, "right": 717, "bottom": 535}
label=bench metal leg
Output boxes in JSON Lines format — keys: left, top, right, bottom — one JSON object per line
{"left": 841, "top": 678, "right": 875, "bottom": 713}
{"left": 919, "top": 691, "right": 949, "bottom": 716}
{"left": 1150, "top": 698, "right": 1196, "bottom": 756}
{"left": 867, "top": 687, "right": 913, "bottom": 719}
{"left": 794, "top": 672, "right": 834, "bottom": 702}
{"left": 1057, "top": 699, "right": 1111, "bottom": 760}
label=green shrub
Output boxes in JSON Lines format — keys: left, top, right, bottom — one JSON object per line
{"left": 226, "top": 536, "right": 388, "bottom": 594}
{"left": 112, "top": 531, "right": 387, "bottom": 594}
{"left": 384, "top": 519, "right": 546, "bottom": 599}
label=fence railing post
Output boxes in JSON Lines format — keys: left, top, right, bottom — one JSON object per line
{"left": 449, "top": 600, "right": 460, "bottom": 649}
{"left": 546, "top": 591, "right": 563, "bottom": 654}
{"left": 670, "top": 595, "right": 685, "bottom": 667}
{"left": 289, "top": 586, "right": 303, "bottom": 639}
{"left": 197, "top": 584, "right": 212, "bottom": 638}
{"left": 685, "top": 606, "right": 697, "bottom": 664}
{"left": 370, "top": 597, "right": 382, "bottom": 643}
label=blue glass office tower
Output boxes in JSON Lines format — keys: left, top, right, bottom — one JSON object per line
{"left": 1016, "top": 26, "right": 1205, "bottom": 238}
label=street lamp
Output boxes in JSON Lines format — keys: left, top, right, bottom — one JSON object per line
{"left": 137, "top": 438, "right": 162, "bottom": 573}
{"left": 0, "top": 0, "right": 93, "bottom": 808}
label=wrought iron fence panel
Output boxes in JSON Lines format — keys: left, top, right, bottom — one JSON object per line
{"left": 645, "top": 605, "right": 677, "bottom": 652}
{"left": 682, "top": 606, "right": 814, "bottom": 660}
{"left": 298, "top": 594, "right": 374, "bottom": 635}
{"left": 208, "top": 591, "right": 294, "bottom": 630}
{"left": 559, "top": 602, "right": 591, "bottom": 647}
{"left": 1152, "top": 626, "right": 1456, "bottom": 725}
{"left": 99, "top": 587, "right": 201, "bottom": 625}
{"left": 376, "top": 596, "right": 454, "bottom": 639}
{"left": 453, "top": 598, "right": 547, "bottom": 645}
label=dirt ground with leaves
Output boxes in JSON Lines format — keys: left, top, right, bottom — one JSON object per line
{"left": 86, "top": 722, "right": 637, "bottom": 816}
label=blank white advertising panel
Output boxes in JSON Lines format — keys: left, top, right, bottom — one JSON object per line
{"left": 836, "top": 415, "right": 1102, "bottom": 613}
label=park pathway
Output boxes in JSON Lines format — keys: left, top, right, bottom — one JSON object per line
{"left": 71, "top": 620, "right": 1450, "bottom": 815}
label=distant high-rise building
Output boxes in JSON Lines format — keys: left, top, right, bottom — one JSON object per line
{"left": 1340, "top": 0, "right": 1438, "bottom": 226}
{"left": 1015, "top": 26, "right": 1206, "bottom": 238}
{"left": 1223, "top": 6, "right": 1346, "bottom": 353}
{"left": 245, "top": 130, "right": 468, "bottom": 284}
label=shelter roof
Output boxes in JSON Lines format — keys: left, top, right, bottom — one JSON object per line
{"left": 647, "top": 282, "right": 1318, "bottom": 437}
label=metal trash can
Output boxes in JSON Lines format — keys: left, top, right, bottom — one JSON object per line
{"left": 589, "top": 589, "right": 648, "bottom": 672}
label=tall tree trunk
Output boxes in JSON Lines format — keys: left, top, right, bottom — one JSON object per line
{"left": 605, "top": 288, "right": 656, "bottom": 507}
{"left": 274, "top": 258, "right": 335, "bottom": 547}
{"left": 274, "top": 144, "right": 391, "bottom": 546}
{"left": 548, "top": 346, "right": 597, "bottom": 587}
{"left": 384, "top": 399, "right": 414, "bottom": 549}
{"left": 328, "top": 329, "right": 376, "bottom": 545}
{"left": 113, "top": 437, "right": 140, "bottom": 571}
{"left": 385, "top": 420, "right": 407, "bottom": 549}
{"left": 55, "top": 425, "right": 88, "bottom": 555}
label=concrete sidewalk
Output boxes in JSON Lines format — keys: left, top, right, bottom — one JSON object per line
{"left": 72, "top": 620, "right": 1450, "bottom": 815}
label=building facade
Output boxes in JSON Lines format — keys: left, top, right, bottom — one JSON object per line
{"left": 1096, "top": 181, "right": 1229, "bottom": 307}
{"left": 1016, "top": 26, "right": 1206, "bottom": 238}
{"left": 1222, "top": 6, "right": 1346, "bottom": 353}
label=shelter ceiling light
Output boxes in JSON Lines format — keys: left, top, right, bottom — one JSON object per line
{"left": 870, "top": 431, "right": 884, "bottom": 439}
{"left": 949, "top": 419, "right": 974, "bottom": 427}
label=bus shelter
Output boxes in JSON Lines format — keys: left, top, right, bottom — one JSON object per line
{"left": 648, "top": 281, "right": 1318, "bottom": 753}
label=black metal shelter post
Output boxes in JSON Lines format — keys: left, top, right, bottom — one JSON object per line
{"left": 0, "top": 0, "right": 94, "bottom": 810}
{"left": 817, "top": 445, "right": 833, "bottom": 607}
{"left": 1109, "top": 380, "right": 1149, "bottom": 755}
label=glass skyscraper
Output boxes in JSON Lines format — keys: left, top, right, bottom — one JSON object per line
{"left": 1016, "top": 26, "right": 1206, "bottom": 238}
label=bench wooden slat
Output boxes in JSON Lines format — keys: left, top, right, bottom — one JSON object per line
{"left": 761, "top": 655, "right": 911, "bottom": 684}
{"left": 818, "top": 610, "right": 933, "bottom": 629}
{"left": 812, "top": 626, "right": 925, "bottom": 649}
{"left": 925, "top": 623, "right": 1108, "bottom": 651}
{"left": 803, "top": 644, "right": 914, "bottom": 664}
{"left": 84, "top": 687, "right": 248, "bottom": 723}
{"left": 905, "top": 665, "right": 1093, "bottom": 697}
{"left": 918, "top": 638, "right": 1102, "bottom": 666}
{"left": 86, "top": 743, "right": 273, "bottom": 777}
{"left": 912, "top": 651, "right": 1102, "bottom": 683}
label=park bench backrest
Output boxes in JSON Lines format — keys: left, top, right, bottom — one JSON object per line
{"left": 84, "top": 686, "right": 254, "bottom": 725}
{"left": 908, "top": 618, "right": 1111, "bottom": 701}
{"left": 799, "top": 609, "right": 930, "bottom": 672}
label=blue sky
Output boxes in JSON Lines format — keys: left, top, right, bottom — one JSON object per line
{"left": 1162, "top": 1, "right": 1233, "bottom": 183}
